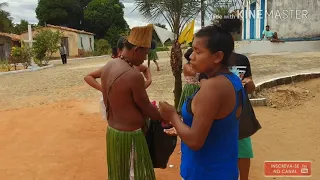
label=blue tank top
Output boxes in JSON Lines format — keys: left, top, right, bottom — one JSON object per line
{"left": 180, "top": 73, "right": 244, "bottom": 180}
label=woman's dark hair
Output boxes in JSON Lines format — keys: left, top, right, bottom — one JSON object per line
{"left": 184, "top": 48, "right": 193, "bottom": 63}
{"left": 194, "top": 25, "right": 234, "bottom": 66}
{"left": 111, "top": 47, "right": 118, "bottom": 57}
{"left": 117, "top": 37, "right": 125, "bottom": 50}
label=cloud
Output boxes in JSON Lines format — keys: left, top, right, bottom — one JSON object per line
{"left": 5, "top": 0, "right": 211, "bottom": 32}
{"left": 3, "top": 0, "right": 38, "bottom": 24}
{"left": 122, "top": 1, "right": 209, "bottom": 32}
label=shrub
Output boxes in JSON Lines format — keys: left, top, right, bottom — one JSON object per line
{"left": 155, "top": 46, "right": 169, "bottom": 52}
{"left": 78, "top": 49, "right": 94, "bottom": 57}
{"left": 0, "top": 59, "right": 11, "bottom": 72}
{"left": 94, "top": 39, "right": 110, "bottom": 56}
{"left": 9, "top": 46, "right": 32, "bottom": 69}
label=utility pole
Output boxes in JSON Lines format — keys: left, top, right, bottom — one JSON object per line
{"left": 201, "top": 0, "right": 205, "bottom": 27}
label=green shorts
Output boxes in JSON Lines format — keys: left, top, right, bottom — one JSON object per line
{"left": 238, "top": 137, "right": 254, "bottom": 158}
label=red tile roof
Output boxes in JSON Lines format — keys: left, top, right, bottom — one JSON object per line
{"left": 46, "top": 24, "right": 94, "bottom": 35}
{"left": 0, "top": 32, "right": 20, "bottom": 41}
{"left": 20, "top": 24, "right": 95, "bottom": 36}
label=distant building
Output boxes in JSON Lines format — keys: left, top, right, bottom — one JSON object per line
{"left": 20, "top": 24, "right": 95, "bottom": 57}
{"left": 242, "top": 0, "right": 320, "bottom": 40}
{"left": 0, "top": 32, "right": 21, "bottom": 59}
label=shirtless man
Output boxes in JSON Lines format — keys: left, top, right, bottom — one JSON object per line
{"left": 117, "top": 36, "right": 152, "bottom": 88}
{"left": 84, "top": 38, "right": 152, "bottom": 90}
{"left": 87, "top": 25, "right": 165, "bottom": 180}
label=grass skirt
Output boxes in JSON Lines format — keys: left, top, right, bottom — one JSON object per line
{"left": 107, "top": 126, "right": 155, "bottom": 180}
{"left": 177, "top": 83, "right": 200, "bottom": 113}
{"left": 148, "top": 49, "right": 159, "bottom": 61}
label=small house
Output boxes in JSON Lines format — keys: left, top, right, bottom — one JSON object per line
{"left": 0, "top": 32, "right": 21, "bottom": 59}
{"left": 20, "top": 24, "right": 95, "bottom": 58}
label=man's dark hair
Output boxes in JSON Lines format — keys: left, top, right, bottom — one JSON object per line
{"left": 122, "top": 38, "right": 156, "bottom": 51}
{"left": 194, "top": 25, "right": 234, "bottom": 66}
{"left": 266, "top": 25, "right": 269, "bottom": 27}
{"left": 123, "top": 40, "right": 136, "bottom": 50}
{"left": 116, "top": 36, "right": 136, "bottom": 50}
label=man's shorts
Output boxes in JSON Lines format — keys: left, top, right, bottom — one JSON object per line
{"left": 238, "top": 137, "right": 254, "bottom": 158}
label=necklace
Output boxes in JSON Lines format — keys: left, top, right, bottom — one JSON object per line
{"left": 120, "top": 55, "right": 133, "bottom": 67}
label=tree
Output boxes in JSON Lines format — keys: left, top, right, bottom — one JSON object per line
{"left": 0, "top": 2, "right": 13, "bottom": 32}
{"left": 135, "top": 0, "right": 201, "bottom": 108}
{"left": 105, "top": 26, "right": 128, "bottom": 47}
{"left": 200, "top": 0, "right": 253, "bottom": 27}
{"left": 11, "top": 20, "right": 29, "bottom": 34}
{"left": 33, "top": 29, "right": 62, "bottom": 65}
{"left": 212, "top": 6, "right": 241, "bottom": 33}
{"left": 36, "top": 0, "right": 83, "bottom": 29}
{"left": 84, "top": 0, "right": 129, "bottom": 39}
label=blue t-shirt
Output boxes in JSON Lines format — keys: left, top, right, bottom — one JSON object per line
{"left": 262, "top": 30, "right": 274, "bottom": 38}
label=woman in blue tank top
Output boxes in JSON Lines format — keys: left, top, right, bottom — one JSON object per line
{"left": 159, "top": 25, "right": 244, "bottom": 180}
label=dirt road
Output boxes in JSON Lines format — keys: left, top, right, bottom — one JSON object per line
{"left": 1, "top": 52, "right": 320, "bottom": 179}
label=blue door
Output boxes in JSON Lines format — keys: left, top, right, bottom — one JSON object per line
{"left": 250, "top": 2, "right": 256, "bottom": 39}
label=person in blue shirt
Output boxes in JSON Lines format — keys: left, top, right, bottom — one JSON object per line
{"left": 159, "top": 25, "right": 245, "bottom": 180}
{"left": 261, "top": 25, "right": 284, "bottom": 43}
{"left": 200, "top": 52, "right": 256, "bottom": 180}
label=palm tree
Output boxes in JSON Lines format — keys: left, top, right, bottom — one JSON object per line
{"left": 0, "top": 2, "right": 8, "bottom": 13}
{"left": 201, "top": 0, "right": 253, "bottom": 27}
{"left": 134, "top": 0, "right": 253, "bottom": 108}
{"left": 134, "top": 0, "right": 201, "bottom": 108}
{"left": 0, "top": 2, "right": 12, "bottom": 32}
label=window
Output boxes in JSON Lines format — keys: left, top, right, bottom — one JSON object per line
{"left": 81, "top": 37, "right": 84, "bottom": 49}
{"left": 89, "top": 38, "right": 93, "bottom": 51}
{"left": 0, "top": 44, "right": 4, "bottom": 59}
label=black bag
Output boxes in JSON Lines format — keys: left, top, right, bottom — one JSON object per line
{"left": 145, "top": 120, "right": 177, "bottom": 169}
{"left": 239, "top": 90, "right": 262, "bottom": 139}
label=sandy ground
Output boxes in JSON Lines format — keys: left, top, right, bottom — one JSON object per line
{"left": 1, "top": 51, "right": 320, "bottom": 179}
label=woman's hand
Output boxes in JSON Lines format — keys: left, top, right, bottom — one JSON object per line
{"left": 159, "top": 101, "right": 177, "bottom": 124}
{"left": 242, "top": 77, "right": 252, "bottom": 86}
{"left": 164, "top": 127, "right": 178, "bottom": 136}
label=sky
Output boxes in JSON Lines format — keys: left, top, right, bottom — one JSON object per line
{"left": 3, "top": 0, "right": 210, "bottom": 32}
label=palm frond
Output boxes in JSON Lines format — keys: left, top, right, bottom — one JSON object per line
{"left": 204, "top": 0, "right": 254, "bottom": 20}
{"left": 0, "top": 2, "right": 8, "bottom": 8}
{"left": 0, "top": 2, "right": 11, "bottom": 22}
{"left": 134, "top": 0, "right": 200, "bottom": 34}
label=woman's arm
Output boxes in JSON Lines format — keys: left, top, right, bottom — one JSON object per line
{"left": 170, "top": 80, "right": 222, "bottom": 150}
{"left": 84, "top": 68, "right": 103, "bottom": 91}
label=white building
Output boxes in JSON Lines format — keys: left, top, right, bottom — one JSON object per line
{"left": 242, "top": 0, "right": 320, "bottom": 40}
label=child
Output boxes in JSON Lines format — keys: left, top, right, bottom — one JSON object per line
{"left": 177, "top": 48, "right": 200, "bottom": 113}
{"left": 111, "top": 47, "right": 118, "bottom": 59}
